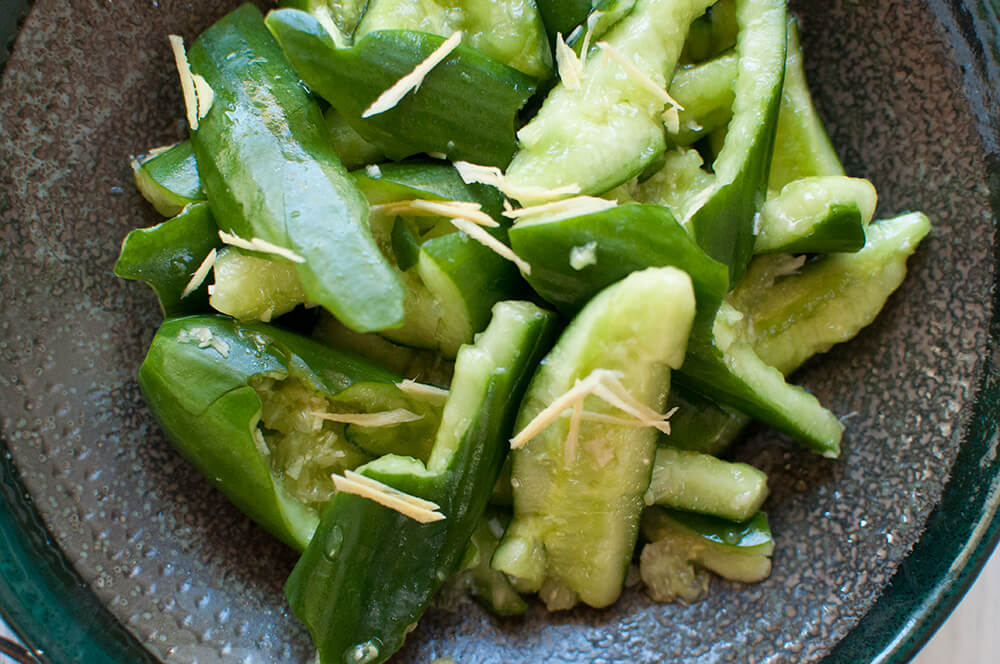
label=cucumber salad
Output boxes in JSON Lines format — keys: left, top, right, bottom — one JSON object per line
{"left": 115, "top": 0, "right": 931, "bottom": 661}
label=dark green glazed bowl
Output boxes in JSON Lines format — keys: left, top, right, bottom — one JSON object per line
{"left": 1, "top": 1, "right": 998, "bottom": 663}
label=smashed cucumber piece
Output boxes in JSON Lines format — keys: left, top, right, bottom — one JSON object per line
{"left": 355, "top": 0, "right": 552, "bottom": 79}
{"left": 733, "top": 212, "right": 933, "bottom": 375}
{"left": 665, "top": 212, "right": 931, "bottom": 456}
{"left": 640, "top": 508, "right": 773, "bottom": 603}
{"left": 768, "top": 16, "right": 845, "bottom": 191}
{"left": 114, "top": 201, "right": 220, "bottom": 317}
{"left": 504, "top": 0, "right": 715, "bottom": 200}
{"left": 131, "top": 141, "right": 204, "bottom": 217}
{"left": 754, "top": 176, "right": 877, "bottom": 255}
{"left": 646, "top": 447, "right": 768, "bottom": 522}
{"left": 493, "top": 267, "right": 696, "bottom": 609}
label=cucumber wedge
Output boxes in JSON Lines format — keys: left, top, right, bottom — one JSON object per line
{"left": 768, "top": 16, "right": 845, "bottom": 191}
{"left": 504, "top": 0, "right": 715, "bottom": 200}
{"left": 734, "top": 212, "right": 933, "bottom": 375}
{"left": 131, "top": 141, "right": 204, "bottom": 217}
{"left": 355, "top": 0, "right": 552, "bottom": 79}
{"left": 508, "top": 202, "right": 729, "bottom": 312}
{"left": 640, "top": 508, "right": 773, "bottom": 602}
{"left": 686, "top": 0, "right": 786, "bottom": 285}
{"left": 285, "top": 301, "right": 556, "bottom": 664}
{"left": 755, "top": 176, "right": 877, "bottom": 254}
{"left": 267, "top": 9, "right": 538, "bottom": 167}
{"left": 646, "top": 447, "right": 768, "bottom": 522}
{"left": 188, "top": 5, "right": 404, "bottom": 333}
{"left": 493, "top": 267, "right": 697, "bottom": 608}
{"left": 114, "top": 201, "right": 220, "bottom": 317}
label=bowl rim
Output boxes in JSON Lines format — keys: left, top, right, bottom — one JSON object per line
{"left": 1, "top": 0, "right": 999, "bottom": 662}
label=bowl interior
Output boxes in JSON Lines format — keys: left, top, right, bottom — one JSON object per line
{"left": 0, "top": 1, "right": 996, "bottom": 662}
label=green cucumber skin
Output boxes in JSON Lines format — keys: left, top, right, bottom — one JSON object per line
{"left": 267, "top": 10, "right": 537, "bottom": 167}
{"left": 665, "top": 213, "right": 931, "bottom": 457}
{"left": 188, "top": 5, "right": 404, "bottom": 333}
{"left": 133, "top": 141, "right": 205, "bottom": 217}
{"left": 496, "top": 268, "right": 696, "bottom": 608}
{"left": 647, "top": 447, "right": 768, "bottom": 522}
{"left": 508, "top": 202, "right": 728, "bottom": 312}
{"left": 138, "top": 315, "right": 401, "bottom": 551}
{"left": 358, "top": 160, "right": 521, "bottom": 356}
{"left": 688, "top": 0, "right": 786, "bottom": 286}
{"left": 669, "top": 50, "right": 738, "bottom": 146}
{"left": 285, "top": 302, "right": 557, "bottom": 664}
{"left": 768, "top": 16, "right": 845, "bottom": 191}
{"left": 742, "top": 212, "right": 933, "bottom": 375}
{"left": 505, "top": 0, "right": 715, "bottom": 200}
{"left": 755, "top": 176, "right": 878, "bottom": 255}
{"left": 534, "top": 0, "right": 593, "bottom": 39}
{"left": 113, "top": 201, "right": 220, "bottom": 317}
{"left": 355, "top": 0, "right": 552, "bottom": 79}
{"left": 677, "top": 302, "right": 844, "bottom": 457}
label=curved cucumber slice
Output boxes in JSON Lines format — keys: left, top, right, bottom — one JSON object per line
{"left": 646, "top": 447, "right": 768, "bottom": 522}
{"left": 504, "top": 0, "right": 714, "bottom": 201}
{"left": 267, "top": 10, "right": 538, "bottom": 167}
{"left": 114, "top": 201, "right": 220, "bottom": 317}
{"left": 508, "top": 201, "right": 729, "bottom": 313}
{"left": 493, "top": 267, "right": 696, "bottom": 609}
{"left": 735, "top": 212, "right": 932, "bottom": 375}
{"left": 355, "top": 0, "right": 552, "bottom": 79}
{"left": 754, "top": 176, "right": 877, "bottom": 254}
{"left": 668, "top": 50, "right": 738, "bottom": 146}
{"left": 285, "top": 301, "right": 556, "bottom": 664}
{"left": 678, "top": 302, "right": 844, "bottom": 457}
{"left": 640, "top": 508, "right": 773, "bottom": 603}
{"left": 768, "top": 16, "right": 845, "bottom": 190}
{"left": 209, "top": 247, "right": 307, "bottom": 322}
{"left": 687, "top": 0, "right": 786, "bottom": 286}
{"left": 132, "top": 141, "right": 204, "bottom": 217}
{"left": 189, "top": 5, "right": 404, "bottom": 333}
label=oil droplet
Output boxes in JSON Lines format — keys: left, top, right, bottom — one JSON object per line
{"left": 324, "top": 525, "right": 344, "bottom": 561}
{"left": 344, "top": 638, "right": 381, "bottom": 664}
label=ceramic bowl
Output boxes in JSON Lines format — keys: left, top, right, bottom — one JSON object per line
{"left": 1, "top": 1, "right": 998, "bottom": 662}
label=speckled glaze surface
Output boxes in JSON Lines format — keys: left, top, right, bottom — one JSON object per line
{"left": 0, "top": 1, "right": 996, "bottom": 663}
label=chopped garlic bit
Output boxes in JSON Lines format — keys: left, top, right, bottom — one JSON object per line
{"left": 362, "top": 31, "right": 462, "bottom": 118}
{"left": 370, "top": 199, "right": 498, "bottom": 228}
{"left": 453, "top": 160, "right": 581, "bottom": 204}
{"left": 365, "top": 163, "right": 382, "bottom": 178}
{"left": 332, "top": 470, "right": 445, "bottom": 523}
{"left": 427, "top": 152, "right": 448, "bottom": 160}
{"left": 503, "top": 196, "right": 617, "bottom": 222}
{"left": 510, "top": 369, "right": 675, "bottom": 452}
{"left": 180, "top": 248, "right": 217, "bottom": 299}
{"left": 397, "top": 379, "right": 449, "bottom": 405}
{"left": 555, "top": 33, "right": 584, "bottom": 90}
{"left": 218, "top": 230, "right": 306, "bottom": 263}
{"left": 597, "top": 41, "right": 684, "bottom": 114}
{"left": 449, "top": 217, "right": 531, "bottom": 274}
{"left": 569, "top": 241, "right": 598, "bottom": 270}
{"left": 306, "top": 408, "right": 423, "bottom": 427}
{"left": 177, "top": 326, "right": 230, "bottom": 358}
